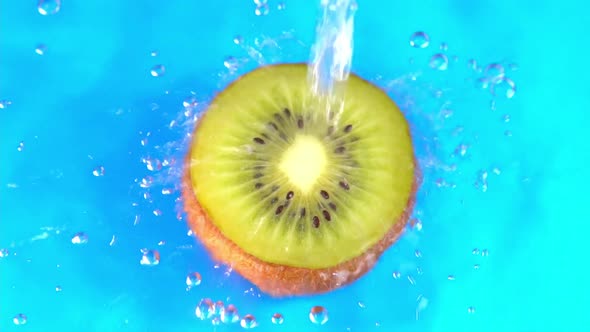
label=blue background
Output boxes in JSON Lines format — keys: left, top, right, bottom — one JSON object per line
{"left": 1, "top": 0, "right": 587, "bottom": 331}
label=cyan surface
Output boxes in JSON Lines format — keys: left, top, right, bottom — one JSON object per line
{"left": 0, "top": 0, "right": 587, "bottom": 331}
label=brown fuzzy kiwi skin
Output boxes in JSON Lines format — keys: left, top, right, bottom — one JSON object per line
{"left": 181, "top": 63, "right": 420, "bottom": 297}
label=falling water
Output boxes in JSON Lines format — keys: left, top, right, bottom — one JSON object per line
{"left": 308, "top": 0, "right": 357, "bottom": 100}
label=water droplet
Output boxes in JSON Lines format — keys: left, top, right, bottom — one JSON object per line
{"left": 484, "top": 63, "right": 505, "bottom": 82}
{"left": 13, "top": 313, "right": 27, "bottom": 325}
{"left": 271, "top": 313, "right": 284, "bottom": 324}
{"left": 150, "top": 64, "right": 165, "bottom": 77}
{"left": 440, "top": 42, "right": 448, "bottom": 51}
{"left": 0, "top": 248, "right": 10, "bottom": 257}
{"left": 472, "top": 248, "right": 480, "bottom": 255}
{"left": 55, "top": 285, "right": 62, "bottom": 292}
{"left": 392, "top": 271, "right": 401, "bottom": 279}
{"left": 309, "top": 306, "right": 329, "bottom": 325}
{"left": 92, "top": 166, "right": 105, "bottom": 177}
{"left": 277, "top": 2, "right": 286, "bottom": 10}
{"left": 17, "top": 141, "right": 24, "bottom": 152}
{"left": 195, "top": 298, "right": 215, "bottom": 320}
{"left": 476, "top": 77, "right": 489, "bottom": 89}
{"left": 185, "top": 272, "right": 202, "bottom": 287}
{"left": 221, "top": 304, "right": 240, "bottom": 323}
{"left": 0, "top": 100, "right": 12, "bottom": 109}
{"left": 447, "top": 275, "right": 455, "bottom": 281}
{"left": 255, "top": 3, "right": 269, "bottom": 16}
{"left": 71, "top": 232, "right": 88, "bottom": 244}
{"left": 429, "top": 53, "right": 448, "bottom": 70}
{"left": 183, "top": 95, "right": 198, "bottom": 108}
{"left": 491, "top": 77, "right": 516, "bottom": 99}
{"left": 139, "top": 249, "right": 160, "bottom": 266}
{"left": 481, "top": 249, "right": 489, "bottom": 257}
{"left": 467, "top": 306, "right": 476, "bottom": 314}
{"left": 240, "top": 314, "right": 258, "bottom": 329}
{"left": 139, "top": 176, "right": 153, "bottom": 188}
{"left": 409, "top": 31, "right": 430, "bottom": 48}
{"left": 35, "top": 44, "right": 47, "bottom": 55}
{"left": 37, "top": 0, "right": 61, "bottom": 15}
{"left": 223, "top": 56, "right": 239, "bottom": 71}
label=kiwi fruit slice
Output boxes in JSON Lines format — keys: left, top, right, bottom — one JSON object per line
{"left": 182, "top": 63, "right": 417, "bottom": 296}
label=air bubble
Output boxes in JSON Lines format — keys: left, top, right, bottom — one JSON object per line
{"left": 55, "top": 285, "right": 62, "bottom": 292}
{"left": 92, "top": 166, "right": 105, "bottom": 177}
{"left": 467, "top": 306, "right": 476, "bottom": 314}
{"left": 0, "top": 248, "right": 9, "bottom": 257}
{"left": 186, "top": 272, "right": 202, "bottom": 288}
{"left": 392, "top": 271, "right": 401, "bottom": 279}
{"left": 35, "top": 44, "right": 47, "bottom": 55}
{"left": 447, "top": 275, "right": 455, "bottom": 281}
{"left": 277, "top": 2, "right": 286, "bottom": 10}
{"left": 472, "top": 248, "right": 480, "bottom": 255}
{"left": 211, "top": 317, "right": 221, "bottom": 326}
{"left": 139, "top": 249, "right": 160, "bottom": 266}
{"left": 481, "top": 249, "right": 489, "bottom": 257}
{"left": 150, "top": 64, "right": 166, "bottom": 77}
{"left": 37, "top": 0, "right": 61, "bottom": 15}
{"left": 409, "top": 31, "right": 430, "bottom": 48}
{"left": 71, "top": 232, "right": 88, "bottom": 244}
{"left": 13, "top": 313, "right": 27, "bottom": 325}
{"left": 221, "top": 304, "right": 240, "bottom": 323}
{"left": 195, "top": 298, "right": 215, "bottom": 320}
{"left": 240, "top": 314, "right": 258, "bottom": 329}
{"left": 17, "top": 141, "right": 24, "bottom": 152}
{"left": 429, "top": 53, "right": 448, "bottom": 70}
{"left": 309, "top": 306, "right": 329, "bottom": 325}
{"left": 255, "top": 3, "right": 269, "bottom": 16}
{"left": 491, "top": 77, "right": 516, "bottom": 99}
{"left": 152, "top": 209, "right": 162, "bottom": 217}
{"left": 440, "top": 42, "right": 448, "bottom": 51}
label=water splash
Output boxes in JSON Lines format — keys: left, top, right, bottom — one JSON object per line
{"left": 308, "top": 0, "right": 357, "bottom": 98}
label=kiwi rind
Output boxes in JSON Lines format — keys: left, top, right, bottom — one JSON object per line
{"left": 182, "top": 62, "right": 418, "bottom": 296}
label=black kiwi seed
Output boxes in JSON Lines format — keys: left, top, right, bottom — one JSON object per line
{"left": 275, "top": 205, "right": 284, "bottom": 215}
{"left": 255, "top": 183, "right": 264, "bottom": 189}
{"left": 297, "top": 117, "right": 304, "bottom": 129}
{"left": 300, "top": 208, "right": 306, "bottom": 218}
{"left": 312, "top": 216, "right": 320, "bottom": 228}
{"left": 344, "top": 124, "right": 353, "bottom": 133}
{"left": 268, "top": 122, "right": 278, "bottom": 131}
{"left": 283, "top": 108, "right": 291, "bottom": 118}
{"left": 320, "top": 190, "right": 329, "bottom": 199}
{"left": 334, "top": 146, "right": 346, "bottom": 154}
{"left": 339, "top": 180, "right": 350, "bottom": 190}
{"left": 270, "top": 197, "right": 278, "bottom": 205}
{"left": 271, "top": 185, "right": 280, "bottom": 192}
{"left": 286, "top": 191, "right": 294, "bottom": 200}
{"left": 261, "top": 133, "right": 269, "bottom": 139}
{"left": 322, "top": 210, "right": 331, "bottom": 221}
{"left": 327, "top": 126, "right": 334, "bottom": 136}
{"left": 329, "top": 202, "right": 337, "bottom": 211}
{"left": 253, "top": 173, "right": 263, "bottom": 179}
{"left": 279, "top": 132, "right": 288, "bottom": 141}
{"left": 274, "top": 113, "right": 284, "bottom": 123}
{"left": 253, "top": 137, "right": 265, "bottom": 144}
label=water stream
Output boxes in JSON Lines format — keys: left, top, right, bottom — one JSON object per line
{"left": 308, "top": 0, "right": 357, "bottom": 100}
